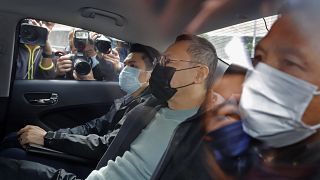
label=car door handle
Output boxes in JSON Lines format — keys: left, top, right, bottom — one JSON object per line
{"left": 26, "top": 93, "right": 59, "bottom": 105}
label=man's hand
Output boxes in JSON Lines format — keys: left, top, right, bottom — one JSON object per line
{"left": 30, "top": 20, "right": 55, "bottom": 33}
{"left": 102, "top": 49, "right": 122, "bottom": 71}
{"left": 17, "top": 125, "right": 47, "bottom": 146}
{"left": 30, "top": 20, "right": 56, "bottom": 68}
{"left": 73, "top": 70, "right": 95, "bottom": 80}
{"left": 203, "top": 90, "right": 240, "bottom": 134}
{"left": 56, "top": 55, "right": 73, "bottom": 76}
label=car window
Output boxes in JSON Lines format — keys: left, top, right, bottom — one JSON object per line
{"left": 200, "top": 15, "right": 278, "bottom": 68}
{"left": 15, "top": 19, "right": 129, "bottom": 81}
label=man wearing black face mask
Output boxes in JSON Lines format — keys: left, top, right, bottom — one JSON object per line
{"left": 150, "top": 35, "right": 217, "bottom": 104}
{"left": 0, "top": 34, "right": 218, "bottom": 180}
{"left": 86, "top": 34, "right": 218, "bottom": 180}
{"left": 148, "top": 34, "right": 218, "bottom": 179}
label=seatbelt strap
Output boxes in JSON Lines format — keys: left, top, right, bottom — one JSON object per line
{"left": 96, "top": 103, "right": 161, "bottom": 169}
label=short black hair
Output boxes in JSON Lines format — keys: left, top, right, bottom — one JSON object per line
{"left": 129, "top": 43, "right": 160, "bottom": 70}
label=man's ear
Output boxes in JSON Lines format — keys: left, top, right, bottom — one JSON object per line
{"left": 204, "top": 89, "right": 218, "bottom": 111}
{"left": 146, "top": 70, "right": 152, "bottom": 80}
{"left": 195, "top": 65, "right": 209, "bottom": 84}
{"left": 141, "top": 70, "right": 152, "bottom": 84}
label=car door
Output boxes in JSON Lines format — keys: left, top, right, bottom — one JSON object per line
{"left": 1, "top": 19, "right": 125, "bottom": 136}
{"left": 5, "top": 80, "right": 124, "bottom": 133}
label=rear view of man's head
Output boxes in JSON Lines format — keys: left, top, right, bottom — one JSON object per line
{"left": 150, "top": 34, "right": 218, "bottom": 109}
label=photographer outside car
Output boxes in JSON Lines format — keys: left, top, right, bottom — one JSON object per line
{"left": 56, "top": 30, "right": 120, "bottom": 81}
{"left": 15, "top": 19, "right": 56, "bottom": 80}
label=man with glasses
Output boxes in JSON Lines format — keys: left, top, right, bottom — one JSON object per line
{"left": 86, "top": 34, "right": 218, "bottom": 180}
{"left": 0, "top": 34, "right": 218, "bottom": 180}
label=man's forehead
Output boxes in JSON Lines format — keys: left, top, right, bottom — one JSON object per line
{"left": 164, "top": 41, "right": 190, "bottom": 58}
{"left": 259, "top": 14, "right": 320, "bottom": 55}
{"left": 124, "top": 52, "right": 143, "bottom": 63}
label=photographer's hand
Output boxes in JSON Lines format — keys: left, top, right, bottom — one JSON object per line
{"left": 90, "top": 32, "right": 99, "bottom": 40}
{"left": 30, "top": 20, "right": 56, "bottom": 69}
{"left": 73, "top": 70, "right": 95, "bottom": 80}
{"left": 102, "top": 49, "right": 122, "bottom": 71}
{"left": 30, "top": 20, "right": 55, "bottom": 32}
{"left": 56, "top": 55, "right": 73, "bottom": 76}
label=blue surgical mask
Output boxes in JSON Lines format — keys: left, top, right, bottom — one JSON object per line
{"left": 119, "top": 66, "right": 145, "bottom": 95}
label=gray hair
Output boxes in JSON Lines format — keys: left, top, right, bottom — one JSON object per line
{"left": 175, "top": 34, "right": 218, "bottom": 88}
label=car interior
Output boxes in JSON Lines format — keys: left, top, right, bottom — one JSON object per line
{"left": 0, "top": 0, "right": 287, "bottom": 176}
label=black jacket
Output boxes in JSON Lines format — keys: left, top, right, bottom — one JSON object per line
{"left": 0, "top": 98, "right": 207, "bottom": 180}
{"left": 16, "top": 44, "right": 55, "bottom": 80}
{"left": 2, "top": 102, "right": 320, "bottom": 180}
{"left": 152, "top": 118, "right": 320, "bottom": 180}
{"left": 43, "top": 89, "right": 152, "bottom": 162}
{"left": 0, "top": 96, "right": 162, "bottom": 180}
{"left": 150, "top": 111, "right": 215, "bottom": 180}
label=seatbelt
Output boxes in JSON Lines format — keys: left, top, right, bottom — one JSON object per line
{"left": 96, "top": 99, "right": 162, "bottom": 169}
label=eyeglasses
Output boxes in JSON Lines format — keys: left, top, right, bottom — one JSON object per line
{"left": 157, "top": 55, "right": 197, "bottom": 66}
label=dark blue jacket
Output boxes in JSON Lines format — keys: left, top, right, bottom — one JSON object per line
{"left": 16, "top": 44, "right": 55, "bottom": 80}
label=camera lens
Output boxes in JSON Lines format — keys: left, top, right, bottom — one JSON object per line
{"left": 96, "top": 41, "right": 111, "bottom": 54}
{"left": 74, "top": 58, "right": 91, "bottom": 75}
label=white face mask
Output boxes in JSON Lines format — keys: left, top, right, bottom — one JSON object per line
{"left": 239, "top": 63, "right": 320, "bottom": 148}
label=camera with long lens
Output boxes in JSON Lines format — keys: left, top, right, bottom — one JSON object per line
{"left": 94, "top": 34, "right": 112, "bottom": 54}
{"left": 19, "top": 21, "right": 48, "bottom": 46}
{"left": 73, "top": 30, "right": 91, "bottom": 75}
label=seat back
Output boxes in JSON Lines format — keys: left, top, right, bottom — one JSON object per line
{"left": 213, "top": 58, "right": 229, "bottom": 81}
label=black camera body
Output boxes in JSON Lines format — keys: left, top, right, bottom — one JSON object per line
{"left": 94, "top": 35, "right": 111, "bottom": 54}
{"left": 73, "top": 30, "right": 91, "bottom": 75}
{"left": 19, "top": 23, "right": 48, "bottom": 46}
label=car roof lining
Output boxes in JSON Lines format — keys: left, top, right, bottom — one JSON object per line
{"left": 0, "top": 0, "right": 284, "bottom": 97}
{"left": 0, "top": 0, "right": 285, "bottom": 50}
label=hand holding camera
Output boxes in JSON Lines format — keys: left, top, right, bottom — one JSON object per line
{"left": 56, "top": 55, "right": 73, "bottom": 76}
{"left": 94, "top": 34, "right": 121, "bottom": 71}
{"left": 56, "top": 30, "right": 93, "bottom": 79}
{"left": 102, "top": 49, "right": 121, "bottom": 71}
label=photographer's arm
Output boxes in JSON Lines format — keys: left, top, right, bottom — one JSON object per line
{"left": 35, "top": 20, "right": 55, "bottom": 79}
{"left": 39, "top": 41, "right": 54, "bottom": 71}
{"left": 40, "top": 41, "right": 53, "bottom": 65}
